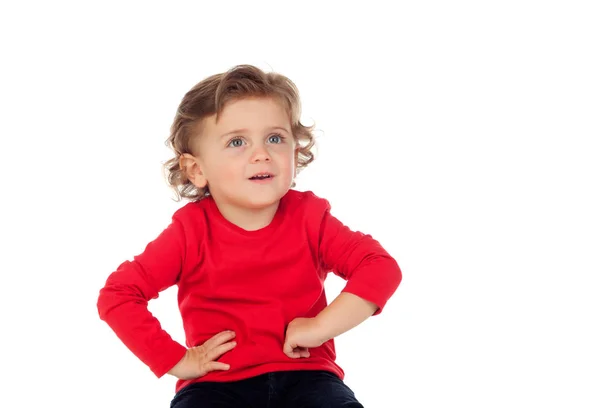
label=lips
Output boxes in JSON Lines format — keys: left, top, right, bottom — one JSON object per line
{"left": 249, "top": 172, "right": 274, "bottom": 180}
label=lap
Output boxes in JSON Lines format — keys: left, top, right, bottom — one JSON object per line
{"left": 276, "top": 370, "right": 364, "bottom": 408}
{"left": 169, "top": 374, "right": 268, "bottom": 408}
{"left": 169, "top": 370, "right": 363, "bottom": 408}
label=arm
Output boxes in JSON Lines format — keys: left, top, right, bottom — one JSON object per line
{"left": 314, "top": 292, "right": 378, "bottom": 342}
{"left": 97, "top": 217, "right": 188, "bottom": 378}
{"left": 316, "top": 209, "right": 402, "bottom": 340}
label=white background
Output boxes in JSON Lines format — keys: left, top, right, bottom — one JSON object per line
{"left": 1, "top": 1, "right": 599, "bottom": 407}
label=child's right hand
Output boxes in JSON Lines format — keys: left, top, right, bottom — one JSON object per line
{"left": 167, "top": 330, "right": 237, "bottom": 380}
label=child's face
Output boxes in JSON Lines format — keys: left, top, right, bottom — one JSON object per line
{"left": 192, "top": 97, "right": 297, "bottom": 211}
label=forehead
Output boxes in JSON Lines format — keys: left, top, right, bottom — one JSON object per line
{"left": 215, "top": 97, "right": 290, "bottom": 128}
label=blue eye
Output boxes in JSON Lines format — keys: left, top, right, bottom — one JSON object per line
{"left": 228, "top": 138, "right": 245, "bottom": 148}
{"left": 267, "top": 134, "right": 283, "bottom": 144}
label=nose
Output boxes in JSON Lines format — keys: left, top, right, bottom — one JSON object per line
{"left": 250, "top": 144, "right": 271, "bottom": 162}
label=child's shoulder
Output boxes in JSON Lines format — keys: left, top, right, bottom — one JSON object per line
{"left": 284, "top": 189, "right": 332, "bottom": 213}
{"left": 170, "top": 197, "right": 212, "bottom": 222}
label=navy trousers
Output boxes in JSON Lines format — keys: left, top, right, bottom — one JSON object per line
{"left": 169, "top": 370, "right": 364, "bottom": 408}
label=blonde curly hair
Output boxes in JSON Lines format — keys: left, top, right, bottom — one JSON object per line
{"left": 163, "top": 64, "right": 316, "bottom": 202}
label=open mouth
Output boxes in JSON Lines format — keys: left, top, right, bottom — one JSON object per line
{"left": 249, "top": 173, "right": 274, "bottom": 180}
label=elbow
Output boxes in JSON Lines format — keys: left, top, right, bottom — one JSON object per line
{"left": 386, "top": 255, "right": 402, "bottom": 295}
{"left": 96, "top": 282, "right": 141, "bottom": 322}
{"left": 394, "top": 270, "right": 402, "bottom": 296}
{"left": 394, "top": 261, "right": 403, "bottom": 288}
{"left": 96, "top": 286, "right": 112, "bottom": 321}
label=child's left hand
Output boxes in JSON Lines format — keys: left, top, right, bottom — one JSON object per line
{"left": 283, "top": 317, "right": 327, "bottom": 358}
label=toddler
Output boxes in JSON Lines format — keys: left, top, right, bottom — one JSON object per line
{"left": 97, "top": 64, "right": 402, "bottom": 407}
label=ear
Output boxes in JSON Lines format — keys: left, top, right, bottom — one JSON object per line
{"left": 179, "top": 153, "right": 207, "bottom": 189}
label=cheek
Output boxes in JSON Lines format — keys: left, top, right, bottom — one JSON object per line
{"left": 204, "top": 155, "right": 235, "bottom": 179}
{"left": 275, "top": 150, "right": 296, "bottom": 177}
{"left": 272, "top": 144, "right": 295, "bottom": 160}
{"left": 218, "top": 154, "right": 247, "bottom": 179}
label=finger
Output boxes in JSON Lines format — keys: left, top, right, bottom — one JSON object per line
{"left": 284, "top": 341, "right": 310, "bottom": 358}
{"left": 293, "top": 347, "right": 310, "bottom": 358}
{"left": 283, "top": 341, "right": 296, "bottom": 357}
{"left": 285, "top": 348, "right": 310, "bottom": 359}
{"left": 206, "top": 340, "right": 237, "bottom": 361}
{"left": 204, "top": 330, "right": 236, "bottom": 349}
{"left": 202, "top": 361, "right": 231, "bottom": 374}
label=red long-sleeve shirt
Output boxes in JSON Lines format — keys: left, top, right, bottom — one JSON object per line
{"left": 97, "top": 190, "right": 401, "bottom": 393}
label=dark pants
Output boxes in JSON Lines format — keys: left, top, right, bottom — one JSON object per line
{"left": 170, "top": 370, "right": 364, "bottom": 408}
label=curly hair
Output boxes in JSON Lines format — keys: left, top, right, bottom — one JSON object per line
{"left": 163, "top": 64, "right": 316, "bottom": 202}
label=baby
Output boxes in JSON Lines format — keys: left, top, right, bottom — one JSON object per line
{"left": 97, "top": 64, "right": 402, "bottom": 407}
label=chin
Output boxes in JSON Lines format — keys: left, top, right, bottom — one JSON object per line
{"left": 243, "top": 196, "right": 280, "bottom": 210}
{"left": 245, "top": 190, "right": 287, "bottom": 209}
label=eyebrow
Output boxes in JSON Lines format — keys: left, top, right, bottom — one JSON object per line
{"left": 219, "top": 126, "right": 291, "bottom": 139}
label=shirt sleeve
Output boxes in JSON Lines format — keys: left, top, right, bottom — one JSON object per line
{"left": 319, "top": 208, "right": 402, "bottom": 315}
{"left": 96, "top": 217, "right": 188, "bottom": 378}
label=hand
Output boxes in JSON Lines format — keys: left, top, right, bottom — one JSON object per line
{"left": 283, "top": 317, "right": 327, "bottom": 359}
{"left": 168, "top": 330, "right": 237, "bottom": 380}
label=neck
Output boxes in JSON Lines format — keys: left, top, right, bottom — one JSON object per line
{"left": 213, "top": 199, "right": 280, "bottom": 231}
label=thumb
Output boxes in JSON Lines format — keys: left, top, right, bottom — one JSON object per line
{"left": 283, "top": 339, "right": 297, "bottom": 358}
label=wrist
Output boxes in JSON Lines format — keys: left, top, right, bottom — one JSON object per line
{"left": 313, "top": 314, "right": 333, "bottom": 344}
